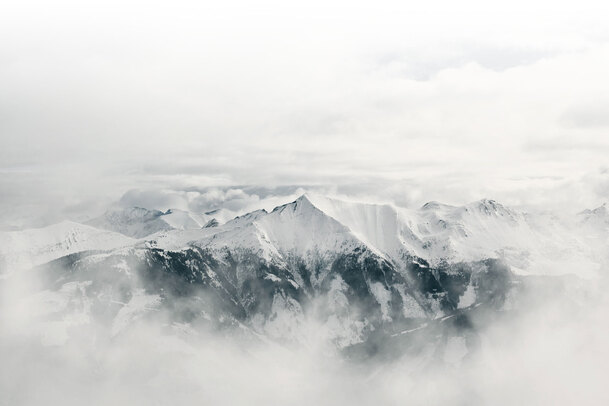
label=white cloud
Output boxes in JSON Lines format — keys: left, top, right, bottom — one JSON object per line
{"left": 1, "top": 0, "right": 609, "bottom": 227}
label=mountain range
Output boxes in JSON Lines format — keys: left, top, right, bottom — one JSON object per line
{"left": 1, "top": 194, "right": 607, "bottom": 359}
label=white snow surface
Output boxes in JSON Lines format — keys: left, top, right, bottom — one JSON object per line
{"left": 117, "top": 194, "right": 605, "bottom": 279}
{"left": 0, "top": 221, "right": 134, "bottom": 274}
{"left": 305, "top": 194, "right": 600, "bottom": 278}
{"left": 151, "top": 196, "right": 366, "bottom": 268}
{"left": 86, "top": 206, "right": 244, "bottom": 238}
{"left": 4, "top": 194, "right": 605, "bottom": 279}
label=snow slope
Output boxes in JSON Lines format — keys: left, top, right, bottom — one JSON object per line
{"left": 86, "top": 207, "right": 236, "bottom": 238}
{"left": 300, "top": 194, "right": 599, "bottom": 278}
{"left": 0, "top": 221, "right": 134, "bottom": 275}
{"left": 144, "top": 194, "right": 602, "bottom": 278}
{"left": 4, "top": 195, "right": 602, "bottom": 279}
{"left": 152, "top": 196, "right": 366, "bottom": 267}
{"left": 3, "top": 194, "right": 603, "bottom": 350}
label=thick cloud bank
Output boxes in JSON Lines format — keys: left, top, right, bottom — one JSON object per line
{"left": 2, "top": 1, "right": 609, "bottom": 228}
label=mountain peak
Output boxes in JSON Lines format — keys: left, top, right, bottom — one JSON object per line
{"left": 478, "top": 198, "right": 499, "bottom": 206}
{"left": 579, "top": 203, "right": 608, "bottom": 217}
{"left": 294, "top": 193, "right": 317, "bottom": 210}
{"left": 466, "top": 198, "right": 509, "bottom": 214}
{"left": 593, "top": 202, "right": 607, "bottom": 213}
{"left": 271, "top": 194, "right": 318, "bottom": 215}
{"left": 420, "top": 201, "right": 457, "bottom": 211}
{"left": 296, "top": 193, "right": 313, "bottom": 203}
{"left": 87, "top": 206, "right": 178, "bottom": 238}
{"left": 421, "top": 201, "right": 441, "bottom": 210}
{"left": 107, "top": 206, "right": 164, "bottom": 219}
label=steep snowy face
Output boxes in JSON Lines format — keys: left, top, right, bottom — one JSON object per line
{"left": 107, "top": 194, "right": 603, "bottom": 279}
{"left": 413, "top": 199, "right": 528, "bottom": 261}
{"left": 305, "top": 194, "right": 406, "bottom": 259}
{"left": 416, "top": 199, "right": 598, "bottom": 277}
{"left": 409, "top": 199, "right": 526, "bottom": 253}
{"left": 289, "top": 195, "right": 600, "bottom": 278}
{"left": 255, "top": 195, "right": 362, "bottom": 256}
{"left": 157, "top": 196, "right": 367, "bottom": 266}
{"left": 0, "top": 221, "right": 134, "bottom": 274}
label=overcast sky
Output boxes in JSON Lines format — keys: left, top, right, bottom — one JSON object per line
{"left": 2, "top": 0, "right": 609, "bottom": 227}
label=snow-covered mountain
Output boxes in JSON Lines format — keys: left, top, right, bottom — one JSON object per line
{"left": 86, "top": 207, "right": 199, "bottom": 238}
{"left": 74, "top": 195, "right": 602, "bottom": 279}
{"left": 85, "top": 206, "right": 237, "bottom": 238}
{"left": 147, "top": 194, "right": 600, "bottom": 279}
{"left": 324, "top": 195, "right": 599, "bottom": 277}
{"left": 0, "top": 221, "right": 134, "bottom": 275}
{"left": 2, "top": 194, "right": 605, "bottom": 355}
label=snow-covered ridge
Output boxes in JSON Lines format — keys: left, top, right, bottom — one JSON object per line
{"left": 0, "top": 221, "right": 134, "bottom": 274}
{"left": 305, "top": 194, "right": 599, "bottom": 278}
{"left": 3, "top": 194, "right": 605, "bottom": 279}
{"left": 145, "top": 194, "right": 601, "bottom": 278}
{"left": 151, "top": 195, "right": 366, "bottom": 267}
{"left": 86, "top": 206, "right": 235, "bottom": 238}
{"left": 5, "top": 195, "right": 604, "bottom": 357}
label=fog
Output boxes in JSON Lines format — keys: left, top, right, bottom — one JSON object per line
{"left": 2, "top": 0, "right": 609, "bottom": 228}
{"left": 1, "top": 257, "right": 608, "bottom": 406}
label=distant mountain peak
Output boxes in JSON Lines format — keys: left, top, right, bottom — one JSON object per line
{"left": 591, "top": 202, "right": 607, "bottom": 214}
{"left": 87, "top": 206, "right": 199, "bottom": 238}
{"left": 578, "top": 203, "right": 609, "bottom": 230}
{"left": 107, "top": 206, "right": 163, "bottom": 218}
{"left": 233, "top": 208, "right": 268, "bottom": 220}
{"left": 462, "top": 198, "right": 513, "bottom": 217}
{"left": 270, "top": 194, "right": 318, "bottom": 215}
{"left": 578, "top": 203, "right": 608, "bottom": 216}
{"left": 421, "top": 201, "right": 456, "bottom": 211}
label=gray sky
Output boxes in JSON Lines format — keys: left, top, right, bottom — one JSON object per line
{"left": 2, "top": 0, "right": 609, "bottom": 227}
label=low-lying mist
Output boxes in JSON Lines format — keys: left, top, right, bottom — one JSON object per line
{"left": 1, "top": 260, "right": 608, "bottom": 406}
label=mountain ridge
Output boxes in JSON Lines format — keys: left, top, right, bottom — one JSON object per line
{"left": 2, "top": 194, "right": 605, "bottom": 356}
{"left": 2, "top": 194, "right": 604, "bottom": 279}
